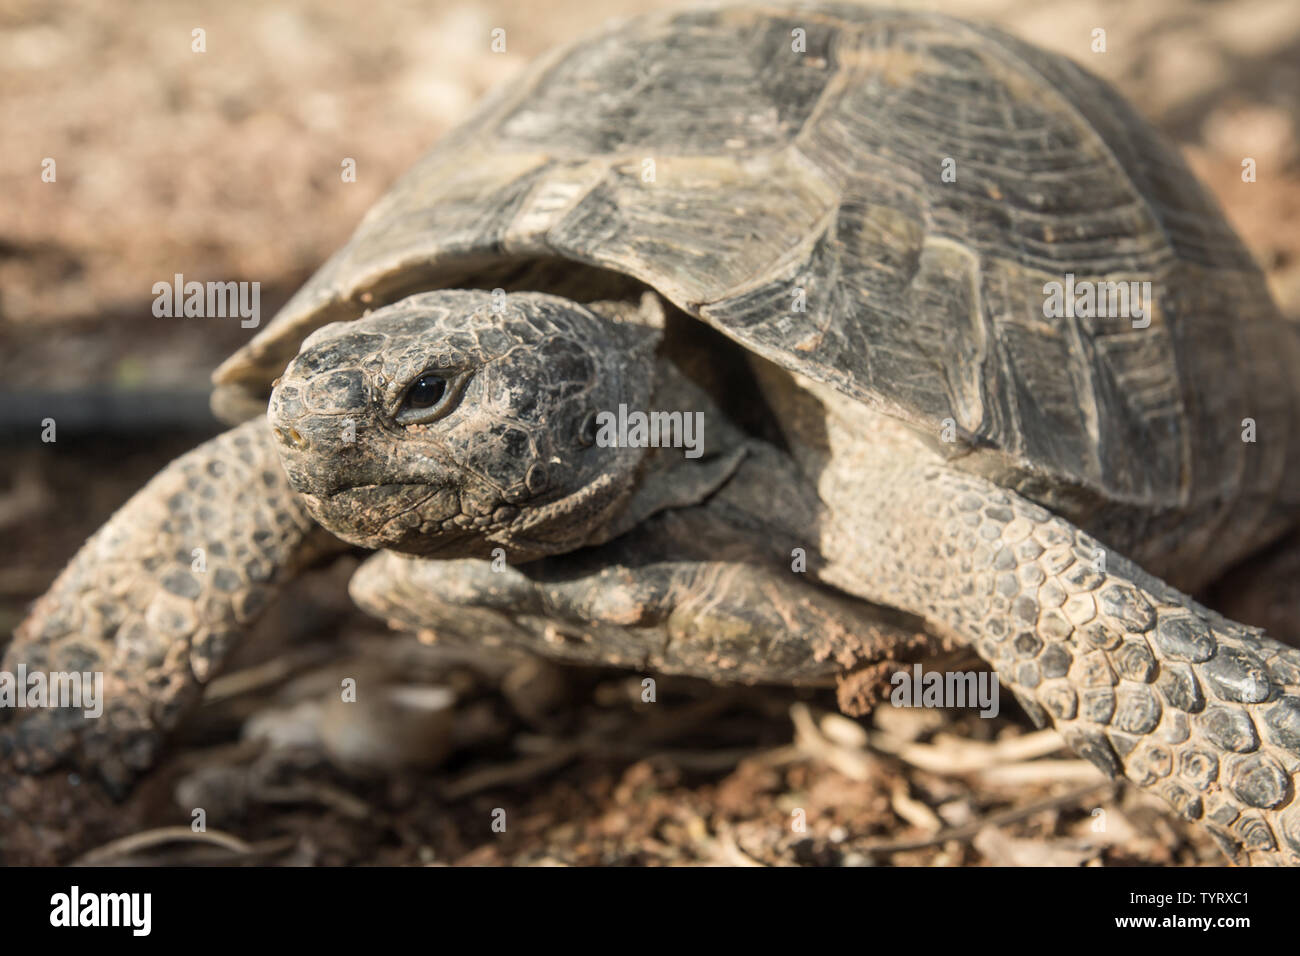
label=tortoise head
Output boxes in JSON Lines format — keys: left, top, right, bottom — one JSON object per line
{"left": 268, "top": 289, "right": 659, "bottom": 559}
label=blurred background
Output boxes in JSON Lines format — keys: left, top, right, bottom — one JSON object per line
{"left": 1, "top": 0, "right": 1299, "bottom": 865}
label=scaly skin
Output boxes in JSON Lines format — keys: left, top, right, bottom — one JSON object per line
{"left": 350, "top": 469, "right": 943, "bottom": 685}
{"left": 809, "top": 440, "right": 1300, "bottom": 866}
{"left": 1, "top": 419, "right": 327, "bottom": 793}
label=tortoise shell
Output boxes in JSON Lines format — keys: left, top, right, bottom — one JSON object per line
{"left": 215, "top": 3, "right": 1296, "bottom": 522}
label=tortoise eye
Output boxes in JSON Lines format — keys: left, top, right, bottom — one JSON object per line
{"left": 395, "top": 371, "right": 462, "bottom": 425}
{"left": 405, "top": 374, "right": 446, "bottom": 409}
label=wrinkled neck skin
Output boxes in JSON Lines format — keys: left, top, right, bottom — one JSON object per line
{"left": 268, "top": 290, "right": 755, "bottom": 565}
{"left": 585, "top": 356, "right": 757, "bottom": 548}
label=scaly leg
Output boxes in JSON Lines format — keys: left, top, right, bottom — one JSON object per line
{"left": 813, "top": 453, "right": 1300, "bottom": 865}
{"left": 351, "top": 495, "right": 943, "bottom": 688}
{"left": 2, "top": 418, "right": 335, "bottom": 792}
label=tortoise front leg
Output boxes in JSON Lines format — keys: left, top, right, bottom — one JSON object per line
{"left": 350, "top": 507, "right": 940, "bottom": 688}
{"left": 2, "top": 418, "right": 338, "bottom": 792}
{"left": 814, "top": 458, "right": 1300, "bottom": 866}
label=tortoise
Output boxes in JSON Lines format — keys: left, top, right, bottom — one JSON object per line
{"left": 6, "top": 3, "right": 1300, "bottom": 865}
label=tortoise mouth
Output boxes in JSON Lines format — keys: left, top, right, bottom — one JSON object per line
{"left": 307, "top": 482, "right": 441, "bottom": 519}
{"left": 300, "top": 477, "right": 520, "bottom": 558}
{"left": 322, "top": 481, "right": 435, "bottom": 500}
{"left": 297, "top": 482, "right": 444, "bottom": 548}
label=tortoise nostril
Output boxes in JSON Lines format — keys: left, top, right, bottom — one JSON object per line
{"left": 273, "top": 426, "right": 308, "bottom": 450}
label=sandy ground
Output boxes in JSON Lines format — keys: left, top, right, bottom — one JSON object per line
{"left": 2, "top": 0, "right": 1299, "bottom": 866}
